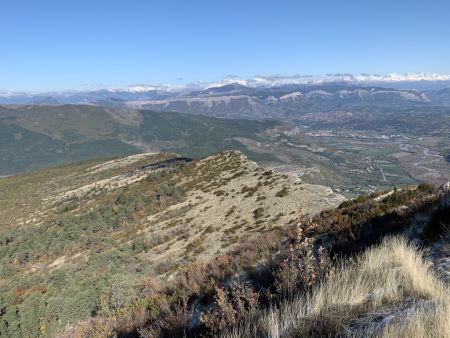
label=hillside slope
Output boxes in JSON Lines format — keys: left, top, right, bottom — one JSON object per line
{"left": 0, "top": 151, "right": 343, "bottom": 337}
{"left": 58, "top": 182, "right": 449, "bottom": 338}
{"left": 3, "top": 104, "right": 445, "bottom": 196}
{"left": 0, "top": 105, "right": 279, "bottom": 175}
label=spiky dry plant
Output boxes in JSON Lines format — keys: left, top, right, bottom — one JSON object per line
{"left": 224, "top": 236, "right": 450, "bottom": 338}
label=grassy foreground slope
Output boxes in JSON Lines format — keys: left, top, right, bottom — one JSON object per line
{"left": 60, "top": 182, "right": 449, "bottom": 338}
{"left": 0, "top": 151, "right": 343, "bottom": 337}
{"left": 225, "top": 236, "right": 450, "bottom": 338}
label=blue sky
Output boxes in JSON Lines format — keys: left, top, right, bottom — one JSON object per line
{"left": 1, "top": 0, "right": 450, "bottom": 91}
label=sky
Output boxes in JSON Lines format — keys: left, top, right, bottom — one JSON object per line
{"left": 1, "top": 0, "right": 450, "bottom": 91}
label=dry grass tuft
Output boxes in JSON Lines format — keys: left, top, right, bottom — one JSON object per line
{"left": 224, "top": 236, "right": 450, "bottom": 338}
{"left": 376, "top": 301, "right": 450, "bottom": 338}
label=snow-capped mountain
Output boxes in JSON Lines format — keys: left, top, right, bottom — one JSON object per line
{"left": 203, "top": 72, "right": 450, "bottom": 89}
{"left": 1, "top": 73, "right": 450, "bottom": 119}
{"left": 122, "top": 85, "right": 437, "bottom": 119}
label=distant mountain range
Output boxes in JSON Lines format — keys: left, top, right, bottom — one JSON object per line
{"left": 125, "top": 84, "right": 441, "bottom": 119}
{"left": 2, "top": 73, "right": 450, "bottom": 119}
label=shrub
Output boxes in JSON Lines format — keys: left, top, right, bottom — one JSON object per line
{"left": 225, "top": 206, "right": 236, "bottom": 218}
{"left": 105, "top": 274, "right": 139, "bottom": 311}
{"left": 154, "top": 259, "right": 175, "bottom": 275}
{"left": 155, "top": 184, "right": 184, "bottom": 201}
{"left": 200, "top": 283, "right": 259, "bottom": 334}
{"left": 253, "top": 208, "right": 264, "bottom": 219}
{"left": 145, "top": 171, "right": 166, "bottom": 182}
{"left": 275, "top": 187, "right": 289, "bottom": 197}
{"left": 241, "top": 184, "right": 260, "bottom": 197}
{"left": 132, "top": 237, "right": 150, "bottom": 252}
{"left": 274, "top": 222, "right": 331, "bottom": 297}
{"left": 214, "top": 189, "right": 226, "bottom": 196}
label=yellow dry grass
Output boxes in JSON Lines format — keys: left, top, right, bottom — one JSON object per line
{"left": 225, "top": 237, "right": 450, "bottom": 338}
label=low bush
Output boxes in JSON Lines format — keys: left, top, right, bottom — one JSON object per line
{"left": 275, "top": 187, "right": 289, "bottom": 197}
{"left": 200, "top": 283, "right": 259, "bottom": 334}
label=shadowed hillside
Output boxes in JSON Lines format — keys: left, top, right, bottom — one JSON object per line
{"left": 0, "top": 105, "right": 279, "bottom": 175}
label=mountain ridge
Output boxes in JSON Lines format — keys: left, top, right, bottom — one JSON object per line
{"left": 0, "top": 150, "right": 345, "bottom": 337}
{"left": 2, "top": 83, "right": 449, "bottom": 123}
